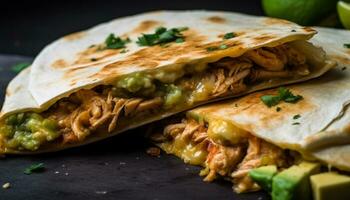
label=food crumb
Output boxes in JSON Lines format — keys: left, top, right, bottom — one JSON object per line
{"left": 65, "top": 172, "right": 69, "bottom": 176}
{"left": 135, "top": 157, "right": 140, "bottom": 160}
{"left": 2, "top": 182, "right": 10, "bottom": 189}
{"left": 54, "top": 171, "right": 60, "bottom": 174}
{"left": 95, "top": 191, "right": 107, "bottom": 195}
{"left": 146, "top": 147, "right": 161, "bottom": 157}
{"left": 119, "top": 162, "right": 126, "bottom": 165}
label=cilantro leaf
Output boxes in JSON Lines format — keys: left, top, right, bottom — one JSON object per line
{"left": 344, "top": 44, "right": 350, "bottom": 48}
{"left": 261, "top": 87, "right": 303, "bottom": 107}
{"left": 11, "top": 62, "right": 31, "bottom": 73}
{"left": 137, "top": 27, "right": 188, "bottom": 46}
{"left": 223, "top": 32, "right": 235, "bottom": 39}
{"left": 260, "top": 95, "right": 281, "bottom": 107}
{"left": 105, "top": 34, "right": 130, "bottom": 49}
{"left": 24, "top": 163, "right": 45, "bottom": 175}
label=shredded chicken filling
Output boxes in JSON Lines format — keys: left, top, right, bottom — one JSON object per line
{"left": 0, "top": 43, "right": 310, "bottom": 151}
{"left": 149, "top": 118, "right": 293, "bottom": 193}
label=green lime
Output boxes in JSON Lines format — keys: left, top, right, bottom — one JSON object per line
{"left": 338, "top": 1, "right": 350, "bottom": 29}
{"left": 262, "top": 0, "right": 338, "bottom": 25}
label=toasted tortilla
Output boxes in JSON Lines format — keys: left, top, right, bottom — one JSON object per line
{"left": 0, "top": 11, "right": 334, "bottom": 154}
{"left": 186, "top": 27, "right": 350, "bottom": 171}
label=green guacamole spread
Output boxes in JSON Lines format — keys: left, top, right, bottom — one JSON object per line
{"left": 0, "top": 113, "right": 59, "bottom": 151}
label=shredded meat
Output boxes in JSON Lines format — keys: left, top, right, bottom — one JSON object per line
{"left": 152, "top": 118, "right": 292, "bottom": 193}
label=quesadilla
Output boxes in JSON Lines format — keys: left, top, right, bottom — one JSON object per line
{"left": 0, "top": 11, "right": 334, "bottom": 153}
{"left": 148, "top": 27, "right": 350, "bottom": 193}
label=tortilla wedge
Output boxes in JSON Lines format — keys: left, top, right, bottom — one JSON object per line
{"left": 148, "top": 27, "right": 350, "bottom": 193}
{"left": 0, "top": 11, "right": 334, "bottom": 154}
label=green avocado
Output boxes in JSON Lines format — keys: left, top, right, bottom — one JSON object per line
{"left": 272, "top": 162, "right": 320, "bottom": 200}
{"left": 249, "top": 165, "right": 278, "bottom": 192}
{"left": 310, "top": 172, "right": 350, "bottom": 200}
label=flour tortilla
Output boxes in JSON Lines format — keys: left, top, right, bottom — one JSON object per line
{"left": 188, "top": 27, "right": 350, "bottom": 171}
{"left": 0, "top": 11, "right": 335, "bottom": 153}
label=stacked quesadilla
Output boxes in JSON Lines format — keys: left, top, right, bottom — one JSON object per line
{"left": 0, "top": 11, "right": 334, "bottom": 154}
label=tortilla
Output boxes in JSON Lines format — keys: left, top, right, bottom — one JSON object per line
{"left": 148, "top": 26, "right": 350, "bottom": 193}
{"left": 0, "top": 11, "right": 334, "bottom": 153}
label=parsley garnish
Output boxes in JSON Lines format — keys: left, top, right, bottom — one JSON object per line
{"left": 136, "top": 27, "right": 188, "bottom": 46}
{"left": 292, "top": 122, "right": 300, "bottom": 125}
{"left": 11, "top": 62, "right": 31, "bottom": 73}
{"left": 293, "top": 114, "right": 301, "bottom": 120}
{"left": 223, "top": 32, "right": 235, "bottom": 39}
{"left": 104, "top": 34, "right": 130, "bottom": 49}
{"left": 291, "top": 29, "right": 296, "bottom": 32}
{"left": 24, "top": 163, "right": 45, "bottom": 175}
{"left": 344, "top": 44, "right": 350, "bottom": 48}
{"left": 207, "top": 44, "right": 229, "bottom": 52}
{"left": 260, "top": 87, "right": 303, "bottom": 107}
{"left": 219, "top": 44, "right": 228, "bottom": 50}
{"left": 206, "top": 46, "right": 219, "bottom": 52}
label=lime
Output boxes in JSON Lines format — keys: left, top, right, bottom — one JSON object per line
{"left": 262, "top": 0, "right": 338, "bottom": 25}
{"left": 338, "top": 1, "right": 350, "bottom": 29}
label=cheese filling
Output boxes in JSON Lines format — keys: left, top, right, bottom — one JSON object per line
{"left": 148, "top": 117, "right": 294, "bottom": 193}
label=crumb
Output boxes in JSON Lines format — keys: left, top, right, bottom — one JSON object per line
{"left": 95, "top": 191, "right": 107, "bottom": 194}
{"left": 146, "top": 147, "right": 161, "bottom": 157}
{"left": 135, "top": 157, "right": 140, "bottom": 160}
{"left": 65, "top": 172, "right": 69, "bottom": 176}
{"left": 62, "top": 164, "right": 66, "bottom": 168}
{"left": 54, "top": 171, "right": 60, "bottom": 174}
{"left": 119, "top": 162, "right": 126, "bottom": 165}
{"left": 2, "top": 182, "right": 10, "bottom": 189}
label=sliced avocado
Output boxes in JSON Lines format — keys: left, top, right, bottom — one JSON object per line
{"left": 249, "top": 165, "right": 278, "bottom": 192}
{"left": 272, "top": 161, "right": 320, "bottom": 200}
{"left": 310, "top": 172, "right": 350, "bottom": 200}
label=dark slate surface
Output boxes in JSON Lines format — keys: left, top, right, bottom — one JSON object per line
{"left": 0, "top": 55, "right": 269, "bottom": 199}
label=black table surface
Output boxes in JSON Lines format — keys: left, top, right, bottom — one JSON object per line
{"left": 0, "top": 1, "right": 269, "bottom": 199}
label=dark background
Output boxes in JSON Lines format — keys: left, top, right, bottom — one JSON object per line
{"left": 0, "top": 1, "right": 268, "bottom": 200}
{"left": 0, "top": 0, "right": 263, "bottom": 56}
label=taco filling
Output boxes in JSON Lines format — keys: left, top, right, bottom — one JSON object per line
{"left": 148, "top": 115, "right": 295, "bottom": 193}
{"left": 0, "top": 42, "right": 322, "bottom": 152}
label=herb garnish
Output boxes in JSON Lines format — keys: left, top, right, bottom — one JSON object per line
{"left": 276, "top": 107, "right": 281, "bottom": 112}
{"left": 104, "top": 34, "right": 130, "bottom": 49}
{"left": 293, "top": 114, "right": 301, "bottom": 120}
{"left": 24, "top": 163, "right": 45, "bottom": 175}
{"left": 11, "top": 62, "right": 31, "bottom": 73}
{"left": 136, "top": 27, "right": 188, "bottom": 46}
{"left": 223, "top": 32, "right": 235, "bottom": 39}
{"left": 344, "top": 44, "right": 350, "bottom": 48}
{"left": 260, "top": 87, "right": 303, "bottom": 107}
{"left": 292, "top": 122, "right": 300, "bottom": 125}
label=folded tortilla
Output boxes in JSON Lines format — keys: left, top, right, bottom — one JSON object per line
{"left": 148, "top": 27, "right": 350, "bottom": 193}
{"left": 0, "top": 11, "right": 334, "bottom": 154}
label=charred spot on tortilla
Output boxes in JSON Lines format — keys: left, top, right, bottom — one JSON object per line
{"left": 263, "top": 17, "right": 294, "bottom": 26}
{"left": 132, "top": 20, "right": 161, "bottom": 34}
{"left": 52, "top": 59, "right": 69, "bottom": 69}
{"left": 207, "top": 16, "right": 226, "bottom": 24}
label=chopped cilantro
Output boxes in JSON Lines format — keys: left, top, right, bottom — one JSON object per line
{"left": 276, "top": 107, "right": 281, "bottom": 112}
{"left": 223, "top": 32, "right": 235, "bottom": 39}
{"left": 293, "top": 114, "right": 301, "bottom": 120}
{"left": 342, "top": 67, "right": 347, "bottom": 71}
{"left": 344, "top": 44, "right": 350, "bottom": 48}
{"left": 291, "top": 29, "right": 296, "bottom": 32}
{"left": 90, "top": 58, "right": 97, "bottom": 61}
{"left": 219, "top": 44, "right": 228, "bottom": 50}
{"left": 260, "top": 87, "right": 303, "bottom": 107}
{"left": 24, "top": 163, "right": 45, "bottom": 175}
{"left": 260, "top": 95, "right": 281, "bottom": 107}
{"left": 292, "top": 122, "right": 300, "bottom": 125}
{"left": 105, "top": 34, "right": 130, "bottom": 49}
{"left": 11, "top": 62, "right": 31, "bottom": 73}
{"left": 137, "top": 27, "right": 188, "bottom": 46}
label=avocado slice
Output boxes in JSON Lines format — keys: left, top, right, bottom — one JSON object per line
{"left": 310, "top": 172, "right": 350, "bottom": 200}
{"left": 272, "top": 162, "right": 320, "bottom": 200}
{"left": 249, "top": 165, "right": 278, "bottom": 192}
